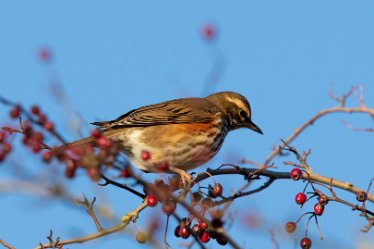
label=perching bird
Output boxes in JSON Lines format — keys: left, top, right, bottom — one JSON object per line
{"left": 65, "top": 91, "right": 262, "bottom": 175}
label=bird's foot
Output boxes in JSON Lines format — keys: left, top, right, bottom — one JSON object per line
{"left": 168, "top": 166, "right": 192, "bottom": 190}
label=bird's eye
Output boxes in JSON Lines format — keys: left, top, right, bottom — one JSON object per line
{"left": 239, "top": 109, "right": 247, "bottom": 119}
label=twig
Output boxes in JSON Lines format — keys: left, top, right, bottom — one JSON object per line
{"left": 77, "top": 194, "right": 103, "bottom": 231}
{"left": 0, "top": 239, "right": 16, "bottom": 249}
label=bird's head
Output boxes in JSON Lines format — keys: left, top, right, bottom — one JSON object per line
{"left": 206, "top": 91, "right": 263, "bottom": 134}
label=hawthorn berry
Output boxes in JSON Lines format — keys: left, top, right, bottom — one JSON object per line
{"left": 285, "top": 221, "right": 297, "bottom": 233}
{"left": 0, "top": 131, "right": 6, "bottom": 143}
{"left": 179, "top": 226, "right": 191, "bottom": 239}
{"left": 191, "top": 224, "right": 203, "bottom": 237}
{"left": 91, "top": 129, "right": 102, "bottom": 139}
{"left": 200, "top": 230, "right": 211, "bottom": 243}
{"left": 2, "top": 143, "right": 11, "bottom": 154}
{"left": 290, "top": 168, "right": 302, "bottom": 181}
{"left": 43, "top": 121, "right": 54, "bottom": 131}
{"left": 209, "top": 183, "right": 223, "bottom": 198}
{"left": 314, "top": 203, "right": 324, "bottom": 216}
{"left": 318, "top": 195, "right": 329, "bottom": 206}
{"left": 120, "top": 167, "right": 132, "bottom": 178}
{"left": 295, "top": 192, "right": 307, "bottom": 205}
{"left": 9, "top": 105, "right": 21, "bottom": 119}
{"left": 201, "top": 24, "right": 215, "bottom": 41}
{"left": 147, "top": 195, "right": 158, "bottom": 207}
{"left": 300, "top": 237, "right": 312, "bottom": 249}
{"left": 141, "top": 150, "right": 151, "bottom": 161}
{"left": 174, "top": 226, "right": 181, "bottom": 237}
{"left": 0, "top": 151, "right": 5, "bottom": 162}
{"left": 211, "top": 218, "right": 223, "bottom": 228}
{"left": 31, "top": 105, "right": 40, "bottom": 115}
{"left": 356, "top": 191, "right": 367, "bottom": 202}
{"left": 199, "top": 221, "right": 208, "bottom": 230}
{"left": 202, "top": 197, "right": 214, "bottom": 208}
{"left": 216, "top": 234, "right": 228, "bottom": 246}
{"left": 97, "top": 137, "right": 112, "bottom": 149}
{"left": 42, "top": 151, "right": 54, "bottom": 163}
{"left": 158, "top": 161, "right": 169, "bottom": 171}
{"left": 38, "top": 47, "right": 52, "bottom": 62}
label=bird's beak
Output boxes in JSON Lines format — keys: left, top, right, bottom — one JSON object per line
{"left": 248, "top": 120, "right": 263, "bottom": 135}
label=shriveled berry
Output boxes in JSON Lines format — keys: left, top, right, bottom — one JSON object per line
{"left": 216, "top": 234, "right": 228, "bottom": 246}
{"left": 192, "top": 192, "right": 203, "bottom": 202}
{"left": 200, "top": 231, "right": 211, "bottom": 243}
{"left": 314, "top": 203, "right": 324, "bottom": 216}
{"left": 356, "top": 191, "right": 367, "bottom": 202}
{"left": 318, "top": 195, "right": 329, "bottom": 206}
{"left": 141, "top": 150, "right": 151, "bottom": 161}
{"left": 211, "top": 218, "right": 223, "bottom": 228}
{"left": 295, "top": 192, "right": 307, "bottom": 205}
{"left": 209, "top": 183, "right": 223, "bottom": 198}
{"left": 191, "top": 224, "right": 203, "bottom": 237}
{"left": 135, "top": 231, "right": 147, "bottom": 244}
{"left": 290, "top": 168, "right": 302, "bottom": 181}
{"left": 173, "top": 226, "right": 181, "bottom": 237}
{"left": 202, "top": 197, "right": 214, "bottom": 208}
{"left": 179, "top": 226, "right": 191, "bottom": 239}
{"left": 300, "top": 237, "right": 312, "bottom": 249}
{"left": 147, "top": 195, "right": 158, "bottom": 207}
{"left": 10, "top": 106, "right": 21, "bottom": 119}
{"left": 162, "top": 200, "right": 176, "bottom": 215}
{"left": 31, "top": 105, "right": 40, "bottom": 115}
{"left": 285, "top": 221, "right": 297, "bottom": 233}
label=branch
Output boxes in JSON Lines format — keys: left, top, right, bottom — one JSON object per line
{"left": 264, "top": 106, "right": 374, "bottom": 166}
{"left": 0, "top": 239, "right": 16, "bottom": 249}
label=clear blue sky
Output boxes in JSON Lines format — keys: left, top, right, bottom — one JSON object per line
{"left": 0, "top": 1, "right": 373, "bottom": 249}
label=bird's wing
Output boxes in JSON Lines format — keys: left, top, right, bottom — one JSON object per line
{"left": 91, "top": 97, "right": 221, "bottom": 129}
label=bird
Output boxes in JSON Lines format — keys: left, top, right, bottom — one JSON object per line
{"left": 64, "top": 91, "right": 263, "bottom": 178}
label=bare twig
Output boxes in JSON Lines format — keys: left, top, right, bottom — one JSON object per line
{"left": 77, "top": 194, "right": 103, "bottom": 231}
{"left": 0, "top": 239, "right": 16, "bottom": 249}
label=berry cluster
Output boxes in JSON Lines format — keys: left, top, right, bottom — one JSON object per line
{"left": 174, "top": 219, "right": 227, "bottom": 245}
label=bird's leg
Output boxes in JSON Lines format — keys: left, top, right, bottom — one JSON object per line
{"left": 168, "top": 166, "right": 192, "bottom": 190}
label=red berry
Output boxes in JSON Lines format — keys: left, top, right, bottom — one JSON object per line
{"left": 141, "top": 150, "right": 151, "bottom": 161}
{"left": 2, "top": 143, "right": 12, "bottom": 154}
{"left": 179, "top": 226, "right": 191, "bottom": 239}
{"left": 31, "top": 105, "right": 40, "bottom": 115}
{"left": 44, "top": 121, "right": 54, "bottom": 131}
{"left": 120, "top": 167, "right": 132, "bottom": 178}
{"left": 42, "top": 151, "right": 54, "bottom": 163}
{"left": 38, "top": 114, "right": 47, "bottom": 123}
{"left": 314, "top": 203, "right": 324, "bottom": 216}
{"left": 290, "top": 168, "right": 302, "bottom": 181}
{"left": 0, "top": 131, "right": 6, "bottom": 143}
{"left": 295, "top": 192, "right": 307, "bottom": 205}
{"left": 300, "top": 237, "right": 312, "bottom": 249}
{"left": 174, "top": 226, "right": 181, "bottom": 238}
{"left": 199, "top": 221, "right": 208, "bottom": 230}
{"left": 97, "top": 137, "right": 112, "bottom": 149}
{"left": 91, "top": 129, "right": 102, "bottom": 139}
{"left": 216, "top": 235, "right": 228, "bottom": 246}
{"left": 209, "top": 183, "right": 223, "bottom": 198}
{"left": 201, "top": 24, "right": 215, "bottom": 41}
{"left": 38, "top": 47, "right": 52, "bottom": 62}
{"left": 9, "top": 106, "right": 21, "bottom": 119}
{"left": 285, "top": 221, "right": 297, "bottom": 233}
{"left": 356, "top": 191, "right": 367, "bottom": 202}
{"left": 33, "top": 131, "right": 44, "bottom": 142}
{"left": 32, "top": 144, "right": 42, "bottom": 153}
{"left": 158, "top": 161, "right": 169, "bottom": 171}
{"left": 200, "top": 231, "right": 211, "bottom": 243}
{"left": 0, "top": 151, "right": 5, "bottom": 162}
{"left": 147, "top": 195, "right": 158, "bottom": 207}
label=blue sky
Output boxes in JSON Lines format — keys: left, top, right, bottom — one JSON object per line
{"left": 0, "top": 1, "right": 373, "bottom": 249}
